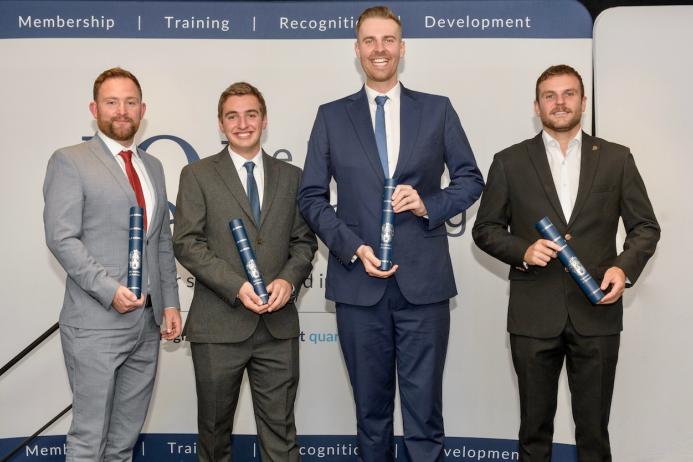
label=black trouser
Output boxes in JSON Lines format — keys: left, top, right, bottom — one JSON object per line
{"left": 510, "top": 318, "right": 620, "bottom": 462}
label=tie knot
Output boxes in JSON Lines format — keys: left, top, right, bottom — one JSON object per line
{"left": 244, "top": 161, "right": 255, "bottom": 173}
{"left": 119, "top": 150, "right": 133, "bottom": 163}
{"left": 375, "top": 95, "right": 388, "bottom": 107}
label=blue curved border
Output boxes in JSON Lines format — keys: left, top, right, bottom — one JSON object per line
{"left": 1, "top": 434, "right": 577, "bottom": 461}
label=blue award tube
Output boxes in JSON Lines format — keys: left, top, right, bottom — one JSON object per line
{"left": 535, "top": 217, "right": 605, "bottom": 304}
{"left": 229, "top": 218, "right": 269, "bottom": 305}
{"left": 378, "top": 178, "right": 397, "bottom": 271}
{"left": 127, "top": 206, "right": 144, "bottom": 298}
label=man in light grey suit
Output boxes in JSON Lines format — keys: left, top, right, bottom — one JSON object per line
{"left": 43, "top": 67, "right": 181, "bottom": 461}
{"left": 173, "top": 82, "right": 316, "bottom": 462}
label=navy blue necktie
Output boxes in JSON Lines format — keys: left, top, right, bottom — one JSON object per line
{"left": 244, "top": 161, "right": 261, "bottom": 224}
{"left": 374, "top": 95, "right": 389, "bottom": 178}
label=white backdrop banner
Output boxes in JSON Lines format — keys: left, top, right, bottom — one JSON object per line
{"left": 593, "top": 6, "right": 693, "bottom": 462}
{"left": 0, "top": 1, "right": 595, "bottom": 460}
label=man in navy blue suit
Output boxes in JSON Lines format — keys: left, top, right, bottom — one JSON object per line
{"left": 298, "top": 6, "right": 484, "bottom": 461}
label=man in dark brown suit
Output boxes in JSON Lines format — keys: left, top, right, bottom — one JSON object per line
{"left": 472, "top": 65, "right": 660, "bottom": 462}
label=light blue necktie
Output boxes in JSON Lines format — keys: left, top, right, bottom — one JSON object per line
{"left": 374, "top": 95, "right": 389, "bottom": 178}
{"left": 244, "top": 161, "right": 261, "bottom": 224}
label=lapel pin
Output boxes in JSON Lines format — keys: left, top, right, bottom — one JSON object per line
{"left": 592, "top": 145, "right": 598, "bottom": 151}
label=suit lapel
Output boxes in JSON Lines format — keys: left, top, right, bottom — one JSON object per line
{"left": 212, "top": 149, "right": 257, "bottom": 228}
{"left": 393, "top": 85, "right": 421, "bottom": 179}
{"left": 568, "top": 132, "right": 600, "bottom": 228}
{"left": 346, "top": 87, "right": 386, "bottom": 181}
{"left": 527, "top": 133, "right": 567, "bottom": 225}
{"left": 89, "top": 135, "right": 136, "bottom": 203}
{"left": 260, "top": 151, "right": 279, "bottom": 228}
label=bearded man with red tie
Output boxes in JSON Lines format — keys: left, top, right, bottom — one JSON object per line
{"left": 43, "top": 67, "right": 181, "bottom": 461}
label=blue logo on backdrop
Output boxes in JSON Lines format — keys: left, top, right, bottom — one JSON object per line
{"left": 0, "top": 434, "right": 577, "bottom": 461}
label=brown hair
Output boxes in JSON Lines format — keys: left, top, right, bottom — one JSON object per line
{"left": 355, "top": 6, "right": 401, "bottom": 37}
{"left": 535, "top": 64, "right": 584, "bottom": 101}
{"left": 217, "top": 81, "right": 267, "bottom": 119}
{"left": 93, "top": 67, "right": 142, "bottom": 101}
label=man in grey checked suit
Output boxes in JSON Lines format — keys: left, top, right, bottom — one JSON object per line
{"left": 173, "top": 82, "right": 316, "bottom": 462}
{"left": 43, "top": 67, "right": 181, "bottom": 461}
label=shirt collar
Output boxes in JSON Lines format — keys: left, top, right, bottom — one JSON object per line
{"left": 365, "top": 81, "right": 401, "bottom": 105}
{"left": 542, "top": 129, "right": 583, "bottom": 150}
{"left": 97, "top": 131, "right": 138, "bottom": 158}
{"left": 227, "top": 146, "right": 264, "bottom": 174}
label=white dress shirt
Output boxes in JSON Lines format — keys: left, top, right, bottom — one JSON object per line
{"left": 365, "top": 82, "right": 401, "bottom": 178}
{"left": 99, "top": 131, "right": 155, "bottom": 231}
{"left": 228, "top": 147, "right": 264, "bottom": 207}
{"left": 542, "top": 130, "right": 582, "bottom": 222}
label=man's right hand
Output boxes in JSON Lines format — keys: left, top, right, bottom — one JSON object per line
{"left": 238, "top": 281, "right": 269, "bottom": 314}
{"left": 356, "top": 244, "right": 398, "bottom": 278}
{"left": 523, "top": 239, "right": 561, "bottom": 267}
{"left": 112, "top": 286, "right": 145, "bottom": 313}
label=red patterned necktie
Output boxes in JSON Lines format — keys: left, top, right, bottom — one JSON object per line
{"left": 119, "top": 150, "right": 147, "bottom": 230}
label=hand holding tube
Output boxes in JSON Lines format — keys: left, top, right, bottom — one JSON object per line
{"left": 229, "top": 218, "right": 269, "bottom": 305}
{"left": 535, "top": 217, "right": 605, "bottom": 304}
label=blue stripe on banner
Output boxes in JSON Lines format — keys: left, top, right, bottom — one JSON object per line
{"left": 0, "top": 434, "right": 577, "bottom": 461}
{"left": 0, "top": 1, "right": 591, "bottom": 39}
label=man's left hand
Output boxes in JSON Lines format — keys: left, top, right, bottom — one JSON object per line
{"left": 392, "top": 184, "right": 427, "bottom": 216}
{"left": 598, "top": 267, "right": 626, "bottom": 305}
{"left": 161, "top": 307, "right": 182, "bottom": 340}
{"left": 267, "top": 279, "right": 292, "bottom": 313}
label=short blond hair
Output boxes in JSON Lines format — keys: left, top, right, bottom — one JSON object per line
{"left": 355, "top": 6, "right": 401, "bottom": 37}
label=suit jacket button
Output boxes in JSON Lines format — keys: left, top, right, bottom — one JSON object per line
{"left": 256, "top": 238, "right": 263, "bottom": 245}
{"left": 565, "top": 233, "right": 572, "bottom": 241}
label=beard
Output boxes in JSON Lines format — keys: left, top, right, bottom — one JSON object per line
{"left": 98, "top": 117, "right": 139, "bottom": 142}
{"left": 540, "top": 107, "right": 582, "bottom": 133}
